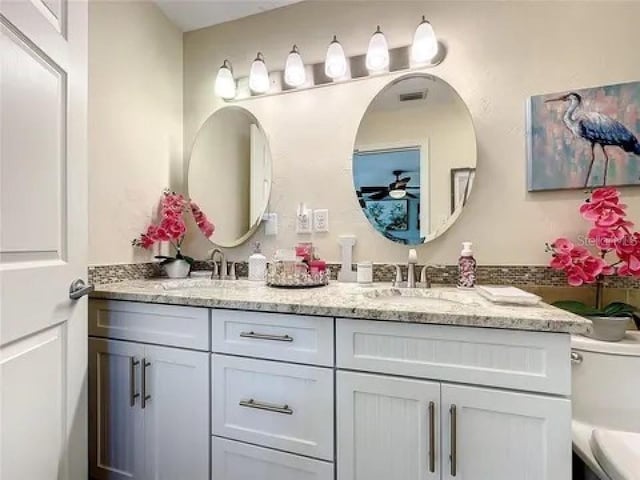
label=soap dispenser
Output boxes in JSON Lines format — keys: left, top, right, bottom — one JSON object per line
{"left": 457, "top": 242, "right": 477, "bottom": 289}
{"left": 248, "top": 242, "right": 267, "bottom": 281}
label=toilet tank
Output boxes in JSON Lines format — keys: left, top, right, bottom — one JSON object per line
{"left": 571, "top": 332, "right": 640, "bottom": 433}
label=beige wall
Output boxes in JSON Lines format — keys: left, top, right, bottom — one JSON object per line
{"left": 88, "top": 0, "right": 183, "bottom": 265}
{"left": 182, "top": 0, "right": 640, "bottom": 266}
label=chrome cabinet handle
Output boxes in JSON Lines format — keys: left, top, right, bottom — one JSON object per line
{"left": 69, "top": 279, "right": 94, "bottom": 300}
{"left": 239, "top": 331, "right": 294, "bottom": 342}
{"left": 141, "top": 359, "right": 151, "bottom": 409}
{"left": 428, "top": 401, "right": 436, "bottom": 473}
{"left": 450, "top": 405, "right": 457, "bottom": 477}
{"left": 129, "top": 357, "right": 140, "bottom": 407}
{"left": 239, "top": 399, "right": 293, "bottom": 415}
{"left": 571, "top": 351, "right": 583, "bottom": 364}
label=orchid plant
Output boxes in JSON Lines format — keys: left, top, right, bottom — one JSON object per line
{"left": 547, "top": 187, "right": 640, "bottom": 326}
{"left": 132, "top": 190, "right": 215, "bottom": 266}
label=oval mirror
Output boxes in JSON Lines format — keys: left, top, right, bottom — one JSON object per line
{"left": 353, "top": 74, "right": 477, "bottom": 245}
{"left": 188, "top": 106, "right": 272, "bottom": 247}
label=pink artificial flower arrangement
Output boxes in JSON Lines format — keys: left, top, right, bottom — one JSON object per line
{"left": 132, "top": 190, "right": 215, "bottom": 266}
{"left": 547, "top": 187, "right": 639, "bottom": 325}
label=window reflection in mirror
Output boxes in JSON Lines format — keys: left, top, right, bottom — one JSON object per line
{"left": 353, "top": 74, "right": 476, "bottom": 245}
{"left": 188, "top": 106, "right": 272, "bottom": 247}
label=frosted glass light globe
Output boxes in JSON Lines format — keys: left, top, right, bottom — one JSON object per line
{"left": 214, "top": 60, "right": 236, "bottom": 100}
{"left": 284, "top": 45, "right": 306, "bottom": 87}
{"left": 324, "top": 36, "right": 347, "bottom": 79}
{"left": 411, "top": 17, "right": 438, "bottom": 64}
{"left": 365, "top": 26, "right": 389, "bottom": 73}
{"left": 249, "top": 53, "right": 270, "bottom": 94}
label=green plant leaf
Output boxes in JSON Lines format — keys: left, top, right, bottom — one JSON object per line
{"left": 182, "top": 255, "right": 195, "bottom": 265}
{"left": 602, "top": 302, "right": 635, "bottom": 317}
{"left": 552, "top": 300, "right": 603, "bottom": 317}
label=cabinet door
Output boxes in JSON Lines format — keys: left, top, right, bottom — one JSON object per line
{"left": 143, "top": 345, "right": 209, "bottom": 480}
{"left": 337, "top": 371, "right": 440, "bottom": 480}
{"left": 89, "top": 339, "right": 145, "bottom": 480}
{"left": 441, "top": 384, "right": 571, "bottom": 480}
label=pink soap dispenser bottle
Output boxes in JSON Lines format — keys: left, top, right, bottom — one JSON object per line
{"left": 457, "top": 242, "right": 476, "bottom": 289}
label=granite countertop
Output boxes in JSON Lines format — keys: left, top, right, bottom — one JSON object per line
{"left": 91, "top": 278, "right": 591, "bottom": 335}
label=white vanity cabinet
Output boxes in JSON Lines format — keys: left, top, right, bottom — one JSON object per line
{"left": 335, "top": 318, "right": 572, "bottom": 480}
{"left": 88, "top": 297, "right": 574, "bottom": 480}
{"left": 210, "top": 309, "right": 336, "bottom": 477}
{"left": 89, "top": 338, "right": 145, "bottom": 480}
{"left": 88, "top": 301, "right": 210, "bottom": 480}
{"left": 439, "top": 384, "right": 571, "bottom": 480}
{"left": 337, "top": 371, "right": 441, "bottom": 480}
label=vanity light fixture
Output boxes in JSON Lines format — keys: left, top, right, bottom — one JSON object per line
{"left": 411, "top": 16, "right": 438, "bottom": 64}
{"left": 365, "top": 26, "right": 389, "bottom": 73}
{"left": 219, "top": 20, "right": 446, "bottom": 101}
{"left": 284, "top": 45, "right": 306, "bottom": 87}
{"left": 214, "top": 59, "right": 236, "bottom": 100}
{"left": 324, "top": 35, "right": 347, "bottom": 80}
{"left": 249, "top": 52, "right": 270, "bottom": 94}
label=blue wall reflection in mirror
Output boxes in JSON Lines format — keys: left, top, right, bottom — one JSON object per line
{"left": 353, "top": 147, "right": 423, "bottom": 244}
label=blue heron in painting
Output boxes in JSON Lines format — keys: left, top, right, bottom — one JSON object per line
{"left": 545, "top": 93, "right": 640, "bottom": 187}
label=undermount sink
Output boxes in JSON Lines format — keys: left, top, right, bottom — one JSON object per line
{"left": 362, "top": 287, "right": 482, "bottom": 306}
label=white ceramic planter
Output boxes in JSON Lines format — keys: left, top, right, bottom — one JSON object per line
{"left": 587, "top": 316, "right": 630, "bottom": 342}
{"left": 164, "top": 259, "right": 191, "bottom": 279}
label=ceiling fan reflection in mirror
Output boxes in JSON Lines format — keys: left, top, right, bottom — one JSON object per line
{"left": 357, "top": 170, "right": 419, "bottom": 201}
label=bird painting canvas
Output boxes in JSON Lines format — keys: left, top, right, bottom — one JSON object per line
{"left": 527, "top": 81, "right": 640, "bottom": 191}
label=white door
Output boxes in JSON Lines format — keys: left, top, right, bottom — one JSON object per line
{"left": 143, "top": 345, "right": 209, "bottom": 480}
{"left": 337, "top": 371, "right": 441, "bottom": 480}
{"left": 249, "top": 123, "right": 271, "bottom": 226}
{"left": 89, "top": 339, "right": 145, "bottom": 480}
{"left": 441, "top": 384, "right": 572, "bottom": 480}
{"left": 0, "top": 1, "right": 88, "bottom": 479}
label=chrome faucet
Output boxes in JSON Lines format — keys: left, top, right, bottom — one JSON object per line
{"left": 209, "top": 248, "right": 227, "bottom": 280}
{"left": 393, "top": 249, "right": 419, "bottom": 288}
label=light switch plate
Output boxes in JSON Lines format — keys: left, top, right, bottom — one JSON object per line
{"left": 296, "top": 208, "right": 312, "bottom": 234}
{"left": 313, "top": 209, "right": 329, "bottom": 232}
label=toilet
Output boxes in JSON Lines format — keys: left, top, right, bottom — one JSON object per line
{"left": 571, "top": 331, "right": 640, "bottom": 480}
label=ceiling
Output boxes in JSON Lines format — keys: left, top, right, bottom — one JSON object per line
{"left": 153, "top": 0, "right": 303, "bottom": 32}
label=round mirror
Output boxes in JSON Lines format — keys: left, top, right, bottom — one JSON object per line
{"left": 188, "top": 106, "right": 272, "bottom": 247}
{"left": 353, "top": 74, "right": 476, "bottom": 245}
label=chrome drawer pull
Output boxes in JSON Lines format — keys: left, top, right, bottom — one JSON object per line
{"left": 239, "top": 399, "right": 294, "bottom": 415}
{"left": 571, "top": 351, "right": 583, "bottom": 364}
{"left": 450, "top": 405, "right": 457, "bottom": 477}
{"left": 129, "top": 357, "right": 140, "bottom": 407}
{"left": 141, "top": 359, "right": 151, "bottom": 409}
{"left": 239, "top": 331, "right": 294, "bottom": 342}
{"left": 428, "top": 401, "right": 435, "bottom": 473}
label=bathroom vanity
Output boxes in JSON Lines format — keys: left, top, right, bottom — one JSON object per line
{"left": 88, "top": 279, "right": 589, "bottom": 480}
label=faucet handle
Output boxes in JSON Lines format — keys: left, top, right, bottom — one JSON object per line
{"left": 393, "top": 264, "right": 403, "bottom": 287}
{"left": 228, "top": 262, "right": 237, "bottom": 280}
{"left": 419, "top": 265, "right": 431, "bottom": 288}
{"left": 211, "top": 261, "right": 220, "bottom": 279}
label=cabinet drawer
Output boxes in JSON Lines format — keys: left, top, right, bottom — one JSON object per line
{"left": 212, "top": 355, "right": 334, "bottom": 460}
{"left": 212, "top": 437, "right": 334, "bottom": 480}
{"left": 89, "top": 300, "right": 209, "bottom": 350}
{"left": 211, "top": 309, "right": 333, "bottom": 366}
{"left": 336, "top": 318, "right": 571, "bottom": 395}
